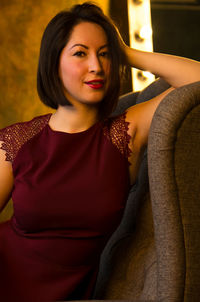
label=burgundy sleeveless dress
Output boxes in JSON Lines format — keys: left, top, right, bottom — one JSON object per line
{"left": 0, "top": 113, "right": 131, "bottom": 301}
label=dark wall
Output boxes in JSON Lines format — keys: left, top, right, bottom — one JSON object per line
{"left": 151, "top": 2, "right": 200, "bottom": 61}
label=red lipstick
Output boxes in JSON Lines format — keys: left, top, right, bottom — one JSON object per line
{"left": 85, "top": 79, "right": 104, "bottom": 89}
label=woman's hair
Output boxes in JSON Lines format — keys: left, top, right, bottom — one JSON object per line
{"left": 37, "top": 2, "right": 126, "bottom": 119}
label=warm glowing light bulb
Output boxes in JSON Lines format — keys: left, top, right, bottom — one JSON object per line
{"left": 137, "top": 71, "right": 154, "bottom": 81}
{"left": 133, "top": 0, "right": 144, "bottom": 4}
{"left": 128, "top": 0, "right": 155, "bottom": 90}
{"left": 139, "top": 25, "right": 153, "bottom": 40}
{"left": 142, "top": 71, "right": 155, "bottom": 80}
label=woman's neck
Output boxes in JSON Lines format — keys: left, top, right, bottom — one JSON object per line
{"left": 48, "top": 104, "right": 99, "bottom": 133}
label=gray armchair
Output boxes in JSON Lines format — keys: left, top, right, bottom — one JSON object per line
{"left": 91, "top": 79, "right": 200, "bottom": 302}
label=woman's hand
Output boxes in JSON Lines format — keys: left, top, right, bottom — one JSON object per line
{"left": 114, "top": 25, "right": 131, "bottom": 64}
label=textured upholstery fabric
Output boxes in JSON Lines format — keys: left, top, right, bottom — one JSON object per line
{"left": 148, "top": 81, "right": 200, "bottom": 302}
{"left": 72, "top": 300, "right": 154, "bottom": 302}
{"left": 93, "top": 80, "right": 200, "bottom": 302}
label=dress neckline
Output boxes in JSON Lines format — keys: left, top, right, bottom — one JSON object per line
{"left": 46, "top": 115, "right": 101, "bottom": 136}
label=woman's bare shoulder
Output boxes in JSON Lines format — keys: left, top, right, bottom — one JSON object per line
{"left": 126, "top": 87, "right": 174, "bottom": 146}
{"left": 0, "top": 114, "right": 51, "bottom": 163}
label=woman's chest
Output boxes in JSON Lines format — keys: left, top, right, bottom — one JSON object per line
{"left": 12, "top": 128, "right": 130, "bottom": 233}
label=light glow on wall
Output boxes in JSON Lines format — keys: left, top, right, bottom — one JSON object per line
{"left": 127, "top": 0, "right": 155, "bottom": 91}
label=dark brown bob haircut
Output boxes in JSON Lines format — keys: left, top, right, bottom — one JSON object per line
{"left": 37, "top": 2, "right": 126, "bottom": 119}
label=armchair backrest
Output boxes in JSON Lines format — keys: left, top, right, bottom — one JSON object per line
{"left": 93, "top": 80, "right": 200, "bottom": 302}
{"left": 148, "top": 81, "right": 200, "bottom": 302}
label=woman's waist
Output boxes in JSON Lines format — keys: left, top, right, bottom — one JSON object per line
{"left": 10, "top": 217, "right": 108, "bottom": 267}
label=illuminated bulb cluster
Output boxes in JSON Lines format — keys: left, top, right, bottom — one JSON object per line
{"left": 135, "top": 25, "right": 153, "bottom": 42}
{"left": 133, "top": 0, "right": 144, "bottom": 5}
{"left": 127, "top": 0, "right": 154, "bottom": 91}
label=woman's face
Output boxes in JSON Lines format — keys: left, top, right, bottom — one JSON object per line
{"left": 59, "top": 21, "right": 111, "bottom": 107}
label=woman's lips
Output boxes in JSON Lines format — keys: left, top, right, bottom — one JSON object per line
{"left": 85, "top": 79, "right": 105, "bottom": 89}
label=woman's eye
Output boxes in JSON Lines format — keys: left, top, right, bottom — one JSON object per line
{"left": 99, "top": 51, "right": 110, "bottom": 58}
{"left": 73, "top": 51, "right": 85, "bottom": 57}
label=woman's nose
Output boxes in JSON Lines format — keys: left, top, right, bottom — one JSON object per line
{"left": 88, "top": 55, "right": 103, "bottom": 74}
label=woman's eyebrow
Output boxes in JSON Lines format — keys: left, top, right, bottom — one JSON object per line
{"left": 99, "top": 44, "right": 109, "bottom": 50}
{"left": 70, "top": 44, "right": 88, "bottom": 50}
{"left": 69, "top": 44, "right": 108, "bottom": 50}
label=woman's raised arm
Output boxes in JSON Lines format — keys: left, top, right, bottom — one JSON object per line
{"left": 124, "top": 47, "right": 200, "bottom": 88}
{"left": 120, "top": 45, "right": 200, "bottom": 173}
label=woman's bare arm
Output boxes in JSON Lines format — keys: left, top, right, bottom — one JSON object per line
{"left": 124, "top": 47, "right": 200, "bottom": 88}
{"left": 120, "top": 43, "right": 200, "bottom": 144}
{"left": 0, "top": 144, "right": 14, "bottom": 212}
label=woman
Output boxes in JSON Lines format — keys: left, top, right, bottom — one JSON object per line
{"left": 0, "top": 2, "right": 199, "bottom": 301}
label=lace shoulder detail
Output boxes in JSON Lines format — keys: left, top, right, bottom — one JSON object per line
{"left": 0, "top": 114, "right": 51, "bottom": 162}
{"left": 102, "top": 112, "right": 132, "bottom": 159}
